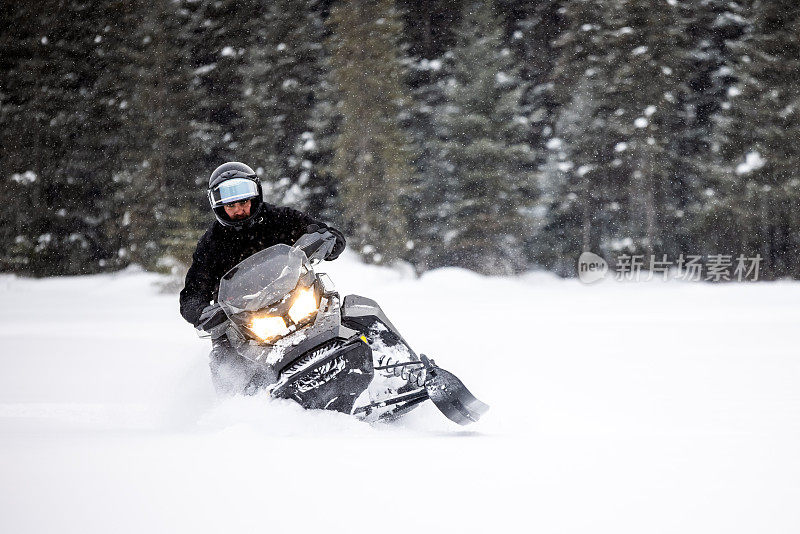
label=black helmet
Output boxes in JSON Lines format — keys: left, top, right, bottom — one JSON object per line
{"left": 207, "top": 162, "right": 263, "bottom": 228}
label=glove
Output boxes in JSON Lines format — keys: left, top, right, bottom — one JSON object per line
{"left": 326, "top": 230, "right": 346, "bottom": 260}
{"left": 306, "top": 224, "right": 345, "bottom": 261}
{"left": 198, "top": 304, "right": 229, "bottom": 339}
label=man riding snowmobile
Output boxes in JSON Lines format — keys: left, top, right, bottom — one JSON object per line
{"left": 180, "top": 161, "right": 488, "bottom": 425}
{"left": 179, "top": 161, "right": 346, "bottom": 394}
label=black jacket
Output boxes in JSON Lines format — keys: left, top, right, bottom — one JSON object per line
{"left": 179, "top": 203, "right": 345, "bottom": 326}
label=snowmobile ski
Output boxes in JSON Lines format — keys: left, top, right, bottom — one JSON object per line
{"left": 420, "top": 354, "right": 490, "bottom": 425}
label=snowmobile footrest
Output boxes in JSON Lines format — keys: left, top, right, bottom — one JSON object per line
{"left": 352, "top": 389, "right": 428, "bottom": 416}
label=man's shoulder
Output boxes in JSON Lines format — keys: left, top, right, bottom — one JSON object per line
{"left": 256, "top": 203, "right": 306, "bottom": 222}
{"left": 265, "top": 203, "right": 314, "bottom": 220}
{"left": 260, "top": 202, "right": 289, "bottom": 216}
{"left": 198, "top": 220, "right": 224, "bottom": 246}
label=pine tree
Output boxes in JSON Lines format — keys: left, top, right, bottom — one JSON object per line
{"left": 544, "top": 0, "right": 693, "bottom": 273}
{"left": 0, "top": 0, "right": 44, "bottom": 271}
{"left": 540, "top": 0, "right": 614, "bottom": 273}
{"left": 397, "top": 0, "right": 465, "bottom": 59}
{"left": 0, "top": 1, "right": 140, "bottom": 275}
{"left": 432, "top": 1, "right": 534, "bottom": 275}
{"left": 325, "top": 0, "right": 416, "bottom": 264}
{"left": 237, "top": 0, "right": 328, "bottom": 210}
{"left": 404, "top": 52, "right": 450, "bottom": 272}
{"left": 672, "top": 0, "right": 748, "bottom": 258}
{"left": 504, "top": 0, "right": 566, "bottom": 160}
{"left": 117, "top": 0, "right": 209, "bottom": 270}
{"left": 603, "top": 0, "right": 693, "bottom": 260}
{"left": 704, "top": 0, "right": 800, "bottom": 278}
{"left": 501, "top": 0, "right": 567, "bottom": 268}
{"left": 301, "top": 72, "right": 344, "bottom": 225}
{"left": 393, "top": 1, "right": 451, "bottom": 271}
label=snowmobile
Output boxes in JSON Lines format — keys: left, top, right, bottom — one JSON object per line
{"left": 198, "top": 230, "right": 489, "bottom": 425}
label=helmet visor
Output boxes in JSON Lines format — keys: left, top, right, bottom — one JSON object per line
{"left": 209, "top": 178, "right": 260, "bottom": 208}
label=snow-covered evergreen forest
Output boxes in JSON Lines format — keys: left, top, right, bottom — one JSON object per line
{"left": 1, "top": 0, "right": 798, "bottom": 278}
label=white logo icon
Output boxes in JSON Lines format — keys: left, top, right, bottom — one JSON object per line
{"left": 578, "top": 252, "right": 608, "bottom": 283}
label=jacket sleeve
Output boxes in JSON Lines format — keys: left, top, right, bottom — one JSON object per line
{"left": 274, "top": 206, "right": 346, "bottom": 256}
{"left": 179, "top": 230, "right": 216, "bottom": 326}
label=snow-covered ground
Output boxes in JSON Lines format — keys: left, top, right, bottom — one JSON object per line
{"left": 1, "top": 252, "right": 798, "bottom": 533}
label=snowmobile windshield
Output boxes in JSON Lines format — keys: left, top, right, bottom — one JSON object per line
{"left": 218, "top": 245, "right": 306, "bottom": 312}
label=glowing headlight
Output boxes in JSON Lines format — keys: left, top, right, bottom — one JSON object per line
{"left": 288, "top": 287, "right": 317, "bottom": 324}
{"left": 250, "top": 315, "right": 289, "bottom": 341}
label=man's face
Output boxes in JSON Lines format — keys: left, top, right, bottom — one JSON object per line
{"left": 223, "top": 199, "right": 252, "bottom": 220}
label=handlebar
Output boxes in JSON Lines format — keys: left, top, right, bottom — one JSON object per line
{"left": 294, "top": 231, "right": 336, "bottom": 264}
